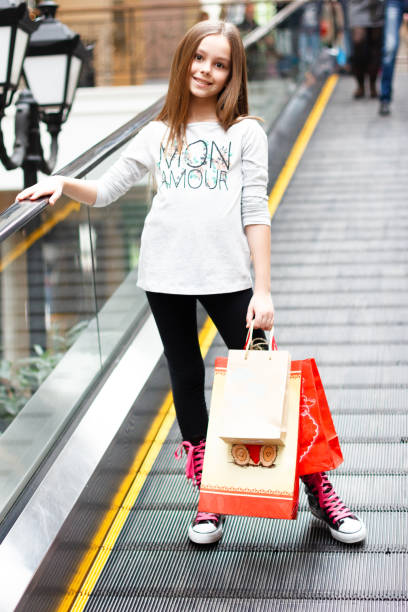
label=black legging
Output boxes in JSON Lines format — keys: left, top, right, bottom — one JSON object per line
{"left": 146, "top": 288, "right": 266, "bottom": 443}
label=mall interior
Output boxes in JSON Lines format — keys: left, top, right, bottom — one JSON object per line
{"left": 0, "top": 0, "right": 407, "bottom": 610}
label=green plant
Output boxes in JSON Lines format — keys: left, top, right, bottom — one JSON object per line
{"left": 0, "top": 319, "right": 89, "bottom": 428}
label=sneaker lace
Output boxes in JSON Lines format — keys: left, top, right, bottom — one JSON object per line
{"left": 194, "top": 511, "right": 220, "bottom": 526}
{"left": 303, "top": 472, "right": 355, "bottom": 524}
{"left": 175, "top": 440, "right": 206, "bottom": 488}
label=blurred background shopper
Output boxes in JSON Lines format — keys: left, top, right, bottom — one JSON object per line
{"left": 349, "top": 0, "right": 384, "bottom": 97}
{"left": 379, "top": 0, "right": 408, "bottom": 114}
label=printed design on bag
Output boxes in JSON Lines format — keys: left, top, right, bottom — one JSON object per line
{"left": 231, "top": 443, "right": 279, "bottom": 468}
{"left": 299, "top": 386, "right": 319, "bottom": 463}
{"left": 200, "top": 484, "right": 294, "bottom": 498}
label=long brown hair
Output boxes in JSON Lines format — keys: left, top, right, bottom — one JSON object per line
{"left": 156, "top": 20, "right": 249, "bottom": 152}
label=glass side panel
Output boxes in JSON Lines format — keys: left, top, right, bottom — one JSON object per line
{"left": 246, "top": 2, "right": 325, "bottom": 130}
{"left": 0, "top": 198, "right": 100, "bottom": 434}
{"left": 85, "top": 144, "right": 152, "bottom": 363}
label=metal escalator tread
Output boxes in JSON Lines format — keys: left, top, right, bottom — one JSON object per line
{"left": 84, "top": 556, "right": 405, "bottom": 603}
{"left": 17, "top": 74, "right": 408, "bottom": 611}
{"left": 81, "top": 453, "right": 407, "bottom": 604}
{"left": 90, "top": 602, "right": 408, "bottom": 612}
{"left": 77, "top": 446, "right": 407, "bottom": 608}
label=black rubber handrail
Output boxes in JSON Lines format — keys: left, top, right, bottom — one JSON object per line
{"left": 0, "top": 96, "right": 166, "bottom": 242}
{"left": 0, "top": 0, "right": 308, "bottom": 243}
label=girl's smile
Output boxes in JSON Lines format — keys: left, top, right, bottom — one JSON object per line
{"left": 189, "top": 34, "right": 231, "bottom": 100}
{"left": 192, "top": 76, "right": 212, "bottom": 87}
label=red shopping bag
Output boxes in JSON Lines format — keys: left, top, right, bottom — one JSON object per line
{"left": 294, "top": 358, "right": 343, "bottom": 476}
{"left": 237, "top": 359, "right": 344, "bottom": 478}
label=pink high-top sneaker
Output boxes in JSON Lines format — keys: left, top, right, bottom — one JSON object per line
{"left": 175, "top": 440, "right": 223, "bottom": 544}
{"left": 301, "top": 472, "right": 367, "bottom": 544}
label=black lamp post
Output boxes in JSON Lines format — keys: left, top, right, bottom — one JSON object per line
{"left": 0, "top": 0, "right": 36, "bottom": 110}
{"left": 0, "top": 1, "right": 86, "bottom": 353}
{"left": 0, "top": 0, "right": 86, "bottom": 187}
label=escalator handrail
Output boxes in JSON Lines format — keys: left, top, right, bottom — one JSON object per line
{"left": 0, "top": 0, "right": 308, "bottom": 243}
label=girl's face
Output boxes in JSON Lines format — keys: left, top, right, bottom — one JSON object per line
{"left": 189, "top": 34, "right": 231, "bottom": 101}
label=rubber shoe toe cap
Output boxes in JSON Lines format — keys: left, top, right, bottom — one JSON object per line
{"left": 188, "top": 521, "right": 223, "bottom": 545}
{"left": 330, "top": 516, "right": 367, "bottom": 544}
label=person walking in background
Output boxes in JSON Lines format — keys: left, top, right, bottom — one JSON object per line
{"left": 237, "top": 2, "right": 261, "bottom": 79}
{"left": 237, "top": 3, "right": 279, "bottom": 80}
{"left": 298, "top": 0, "right": 323, "bottom": 70}
{"left": 379, "top": 0, "right": 408, "bottom": 115}
{"left": 349, "top": 0, "right": 384, "bottom": 97}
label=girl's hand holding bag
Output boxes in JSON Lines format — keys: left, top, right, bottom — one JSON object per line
{"left": 218, "top": 321, "right": 292, "bottom": 446}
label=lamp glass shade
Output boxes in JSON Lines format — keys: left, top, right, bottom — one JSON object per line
{"left": 0, "top": 27, "right": 11, "bottom": 84}
{"left": 65, "top": 55, "right": 81, "bottom": 107}
{"left": 10, "top": 28, "right": 29, "bottom": 87}
{"left": 23, "top": 54, "right": 67, "bottom": 107}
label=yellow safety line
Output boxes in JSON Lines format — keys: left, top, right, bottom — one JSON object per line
{"left": 268, "top": 73, "right": 338, "bottom": 217}
{"left": 0, "top": 200, "right": 81, "bottom": 273}
{"left": 59, "top": 319, "right": 218, "bottom": 612}
{"left": 58, "top": 74, "right": 338, "bottom": 612}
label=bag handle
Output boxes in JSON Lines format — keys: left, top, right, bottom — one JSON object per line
{"left": 244, "top": 320, "right": 277, "bottom": 359}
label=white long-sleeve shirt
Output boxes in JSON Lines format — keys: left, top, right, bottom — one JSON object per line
{"left": 93, "top": 118, "right": 270, "bottom": 294}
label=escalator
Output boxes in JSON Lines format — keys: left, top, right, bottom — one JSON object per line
{"left": 1, "top": 2, "right": 407, "bottom": 610}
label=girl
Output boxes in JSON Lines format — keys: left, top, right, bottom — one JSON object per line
{"left": 17, "top": 20, "right": 366, "bottom": 546}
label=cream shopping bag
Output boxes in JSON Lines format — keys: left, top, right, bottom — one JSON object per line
{"left": 217, "top": 323, "right": 291, "bottom": 445}
{"left": 198, "top": 356, "right": 302, "bottom": 519}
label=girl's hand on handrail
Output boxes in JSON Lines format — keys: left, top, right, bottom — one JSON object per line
{"left": 246, "top": 292, "right": 274, "bottom": 331}
{"left": 16, "top": 175, "right": 98, "bottom": 206}
{"left": 16, "top": 176, "right": 64, "bottom": 206}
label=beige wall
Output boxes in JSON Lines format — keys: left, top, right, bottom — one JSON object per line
{"left": 56, "top": 0, "right": 201, "bottom": 86}
{"left": 58, "top": 0, "right": 115, "bottom": 86}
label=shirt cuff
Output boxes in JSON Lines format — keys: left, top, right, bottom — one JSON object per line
{"left": 242, "top": 196, "right": 271, "bottom": 227}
